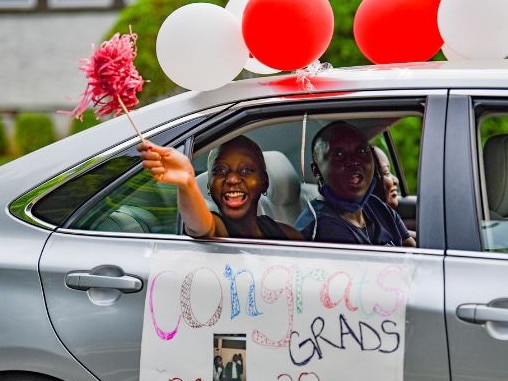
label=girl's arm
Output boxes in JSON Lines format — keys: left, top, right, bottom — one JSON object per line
{"left": 138, "top": 141, "right": 220, "bottom": 237}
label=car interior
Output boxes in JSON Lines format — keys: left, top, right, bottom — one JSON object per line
{"left": 479, "top": 116, "right": 508, "bottom": 251}
{"left": 483, "top": 133, "right": 508, "bottom": 220}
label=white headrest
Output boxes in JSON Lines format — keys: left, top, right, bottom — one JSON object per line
{"left": 263, "top": 151, "right": 301, "bottom": 206}
{"left": 484, "top": 134, "right": 508, "bottom": 218}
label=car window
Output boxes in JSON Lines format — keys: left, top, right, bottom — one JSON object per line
{"left": 478, "top": 112, "right": 508, "bottom": 252}
{"left": 64, "top": 151, "right": 181, "bottom": 235}
{"left": 370, "top": 117, "right": 421, "bottom": 235}
{"left": 32, "top": 155, "right": 140, "bottom": 226}
{"left": 71, "top": 168, "right": 179, "bottom": 234}
{"left": 192, "top": 111, "right": 422, "bottom": 244}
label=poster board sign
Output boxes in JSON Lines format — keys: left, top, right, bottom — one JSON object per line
{"left": 140, "top": 249, "right": 413, "bottom": 381}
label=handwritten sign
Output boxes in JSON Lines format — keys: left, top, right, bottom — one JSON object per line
{"left": 140, "top": 249, "right": 413, "bottom": 381}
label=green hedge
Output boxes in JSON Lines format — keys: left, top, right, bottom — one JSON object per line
{"left": 14, "top": 112, "right": 56, "bottom": 155}
{"left": 0, "top": 116, "right": 7, "bottom": 155}
{"left": 70, "top": 109, "right": 101, "bottom": 134}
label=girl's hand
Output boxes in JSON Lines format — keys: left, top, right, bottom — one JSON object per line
{"left": 138, "top": 141, "right": 194, "bottom": 186}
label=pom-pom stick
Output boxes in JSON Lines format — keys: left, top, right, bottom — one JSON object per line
{"left": 117, "top": 95, "right": 143, "bottom": 141}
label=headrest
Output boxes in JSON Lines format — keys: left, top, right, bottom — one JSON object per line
{"left": 263, "top": 151, "right": 301, "bottom": 206}
{"left": 484, "top": 134, "right": 508, "bottom": 218}
{"left": 195, "top": 171, "right": 218, "bottom": 212}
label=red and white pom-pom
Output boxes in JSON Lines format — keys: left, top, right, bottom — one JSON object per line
{"left": 70, "top": 28, "right": 146, "bottom": 121}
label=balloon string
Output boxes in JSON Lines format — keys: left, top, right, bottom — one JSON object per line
{"left": 301, "top": 112, "right": 318, "bottom": 240}
{"left": 117, "top": 95, "right": 144, "bottom": 142}
{"left": 301, "top": 112, "right": 308, "bottom": 181}
{"left": 296, "top": 60, "right": 333, "bottom": 92}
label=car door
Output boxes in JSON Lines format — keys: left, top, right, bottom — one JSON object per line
{"left": 445, "top": 92, "right": 508, "bottom": 381}
{"left": 39, "top": 91, "right": 450, "bottom": 381}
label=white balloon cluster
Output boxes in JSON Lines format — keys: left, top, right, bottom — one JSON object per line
{"left": 156, "top": 0, "right": 279, "bottom": 92}
{"left": 439, "top": 0, "right": 508, "bottom": 60}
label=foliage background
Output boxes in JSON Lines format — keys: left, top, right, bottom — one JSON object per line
{"left": 14, "top": 113, "right": 56, "bottom": 155}
{"left": 0, "top": 0, "right": 446, "bottom": 192}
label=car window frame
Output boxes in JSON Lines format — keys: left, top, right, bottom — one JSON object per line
{"left": 33, "top": 91, "right": 449, "bottom": 253}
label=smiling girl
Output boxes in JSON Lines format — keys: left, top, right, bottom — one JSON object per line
{"left": 138, "top": 136, "right": 303, "bottom": 240}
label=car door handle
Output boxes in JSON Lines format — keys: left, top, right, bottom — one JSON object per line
{"left": 65, "top": 272, "right": 142, "bottom": 293}
{"left": 457, "top": 303, "right": 508, "bottom": 324}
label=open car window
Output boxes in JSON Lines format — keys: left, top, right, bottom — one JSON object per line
{"left": 192, "top": 111, "right": 422, "bottom": 243}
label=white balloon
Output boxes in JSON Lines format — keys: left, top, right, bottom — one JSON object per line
{"left": 438, "top": 0, "right": 508, "bottom": 59}
{"left": 225, "top": 0, "right": 281, "bottom": 75}
{"left": 244, "top": 56, "right": 281, "bottom": 75}
{"left": 156, "top": 3, "right": 249, "bottom": 91}
{"left": 441, "top": 44, "right": 468, "bottom": 61}
{"left": 225, "top": 0, "right": 249, "bottom": 18}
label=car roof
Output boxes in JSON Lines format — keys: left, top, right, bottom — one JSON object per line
{"left": 209, "top": 59, "right": 508, "bottom": 100}
{"left": 3, "top": 60, "right": 508, "bottom": 199}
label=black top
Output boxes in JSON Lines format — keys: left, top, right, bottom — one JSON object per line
{"left": 212, "top": 212, "right": 288, "bottom": 239}
{"left": 295, "top": 195, "right": 410, "bottom": 245}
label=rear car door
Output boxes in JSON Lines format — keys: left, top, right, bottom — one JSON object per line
{"left": 445, "top": 91, "right": 508, "bottom": 381}
{"left": 39, "top": 91, "right": 449, "bottom": 381}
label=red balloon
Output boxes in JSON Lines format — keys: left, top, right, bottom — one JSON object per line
{"left": 353, "top": 0, "right": 443, "bottom": 64}
{"left": 242, "top": 0, "right": 334, "bottom": 71}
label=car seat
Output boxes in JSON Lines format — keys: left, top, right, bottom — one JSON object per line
{"left": 91, "top": 205, "right": 160, "bottom": 233}
{"left": 196, "top": 171, "right": 219, "bottom": 213}
{"left": 483, "top": 133, "right": 508, "bottom": 219}
{"left": 262, "top": 151, "right": 310, "bottom": 225}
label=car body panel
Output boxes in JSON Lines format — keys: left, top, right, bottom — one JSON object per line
{"left": 3, "top": 61, "right": 508, "bottom": 379}
{"left": 40, "top": 230, "right": 448, "bottom": 381}
{"left": 0, "top": 217, "right": 99, "bottom": 380}
{"left": 39, "top": 233, "right": 153, "bottom": 380}
{"left": 445, "top": 255, "right": 508, "bottom": 381}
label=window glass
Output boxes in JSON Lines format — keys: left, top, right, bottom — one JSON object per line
{"left": 71, "top": 169, "right": 178, "bottom": 234}
{"left": 0, "top": 0, "right": 36, "bottom": 9}
{"left": 32, "top": 155, "right": 139, "bottom": 226}
{"left": 34, "top": 150, "right": 179, "bottom": 234}
{"left": 46, "top": 106, "right": 423, "bottom": 240}
{"left": 479, "top": 114, "right": 508, "bottom": 252}
{"left": 48, "top": 0, "right": 114, "bottom": 8}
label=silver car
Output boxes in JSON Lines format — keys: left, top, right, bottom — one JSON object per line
{"left": 2, "top": 60, "right": 508, "bottom": 381}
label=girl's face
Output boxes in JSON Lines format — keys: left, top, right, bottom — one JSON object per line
{"left": 375, "top": 148, "right": 400, "bottom": 208}
{"left": 208, "top": 141, "right": 267, "bottom": 221}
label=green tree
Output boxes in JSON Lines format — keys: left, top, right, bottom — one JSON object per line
{"left": 322, "top": 0, "right": 369, "bottom": 67}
